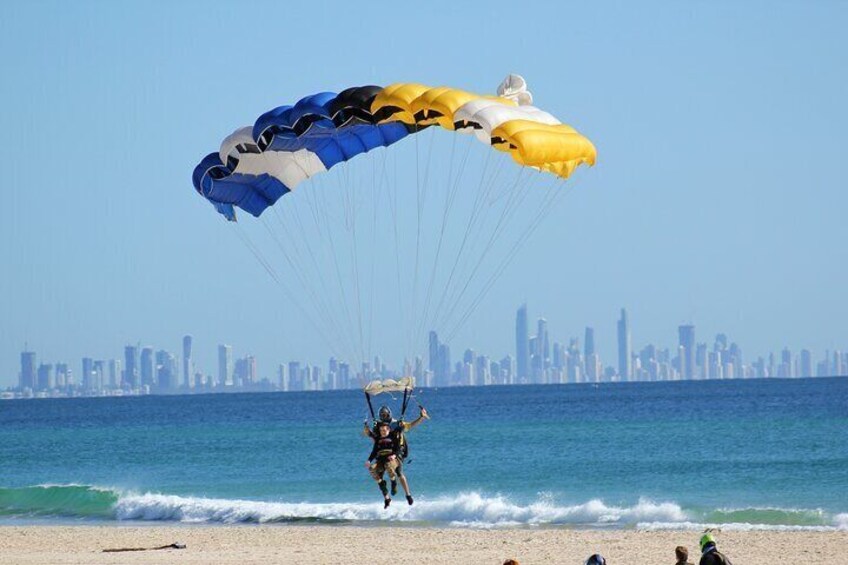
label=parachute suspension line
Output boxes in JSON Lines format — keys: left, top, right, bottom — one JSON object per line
{"left": 258, "top": 215, "right": 351, "bottom": 361}
{"left": 345, "top": 146, "right": 367, "bottom": 366}
{"left": 231, "top": 222, "right": 344, "bottom": 361}
{"left": 366, "top": 149, "right": 386, "bottom": 364}
{"left": 440, "top": 173, "right": 540, "bottom": 337}
{"left": 333, "top": 163, "right": 367, "bottom": 366}
{"left": 433, "top": 165, "right": 533, "bottom": 334}
{"left": 423, "top": 146, "right": 495, "bottom": 337}
{"left": 270, "top": 202, "right": 359, "bottom": 364}
{"left": 260, "top": 210, "right": 351, "bottom": 356}
{"left": 367, "top": 146, "right": 393, "bottom": 365}
{"left": 434, "top": 143, "right": 503, "bottom": 321}
{"left": 414, "top": 131, "right": 475, "bottom": 353}
{"left": 231, "top": 222, "right": 280, "bottom": 285}
{"left": 269, "top": 204, "right": 333, "bottom": 327}
{"left": 444, "top": 177, "right": 571, "bottom": 343}
{"left": 304, "top": 172, "right": 359, "bottom": 362}
{"left": 305, "top": 171, "right": 362, "bottom": 364}
{"left": 407, "top": 124, "right": 424, "bottom": 362}
{"left": 288, "top": 144, "right": 361, "bottom": 359}
{"left": 278, "top": 177, "right": 360, "bottom": 364}
{"left": 384, "top": 145, "right": 408, "bottom": 366}
{"left": 432, "top": 162, "right": 533, "bottom": 337}
{"left": 459, "top": 166, "right": 536, "bottom": 289}
{"left": 325, "top": 136, "right": 362, "bottom": 363}
{"left": 444, "top": 181, "right": 564, "bottom": 343}
{"left": 414, "top": 132, "right": 471, "bottom": 348}
{"left": 419, "top": 124, "right": 439, "bottom": 209}
{"left": 268, "top": 189, "right": 341, "bottom": 343}
{"left": 407, "top": 126, "right": 440, "bottom": 359}
{"left": 425, "top": 148, "right": 506, "bottom": 336}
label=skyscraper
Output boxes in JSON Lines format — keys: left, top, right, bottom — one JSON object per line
{"left": 156, "top": 350, "right": 176, "bottom": 390}
{"left": 800, "top": 349, "right": 813, "bottom": 378}
{"left": 108, "top": 359, "right": 121, "bottom": 389}
{"left": 218, "top": 344, "right": 232, "bottom": 386}
{"left": 537, "top": 318, "right": 550, "bottom": 371}
{"left": 617, "top": 308, "right": 632, "bottom": 381}
{"left": 233, "top": 357, "right": 247, "bottom": 386}
{"left": 288, "top": 361, "right": 301, "bottom": 391}
{"left": 278, "top": 364, "right": 288, "bottom": 391}
{"left": 516, "top": 304, "right": 529, "bottom": 382}
{"left": 245, "top": 355, "right": 256, "bottom": 384}
{"left": 438, "top": 343, "right": 451, "bottom": 386}
{"left": 55, "top": 363, "right": 69, "bottom": 389}
{"left": 696, "top": 343, "right": 708, "bottom": 379}
{"left": 37, "top": 363, "right": 53, "bottom": 391}
{"left": 781, "top": 347, "right": 793, "bottom": 378}
{"left": 339, "top": 362, "right": 351, "bottom": 389}
{"left": 678, "top": 325, "right": 696, "bottom": 380}
{"left": 93, "top": 360, "right": 105, "bottom": 391}
{"left": 20, "top": 350, "right": 36, "bottom": 390}
{"left": 123, "top": 345, "right": 139, "bottom": 389}
{"left": 182, "top": 335, "right": 193, "bottom": 388}
{"left": 140, "top": 347, "right": 155, "bottom": 388}
{"left": 499, "top": 355, "right": 514, "bottom": 385}
{"left": 82, "top": 357, "right": 95, "bottom": 390}
{"left": 584, "top": 327, "right": 595, "bottom": 359}
{"left": 428, "top": 331, "right": 439, "bottom": 374}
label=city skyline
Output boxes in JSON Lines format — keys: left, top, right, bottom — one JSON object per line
{"left": 7, "top": 303, "right": 846, "bottom": 399}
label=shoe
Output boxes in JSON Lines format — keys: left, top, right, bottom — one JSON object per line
{"left": 406, "top": 495, "right": 414, "bottom": 506}
{"left": 384, "top": 497, "right": 391, "bottom": 509}
{"left": 390, "top": 480, "right": 398, "bottom": 496}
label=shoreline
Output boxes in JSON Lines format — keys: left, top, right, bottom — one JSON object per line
{"left": 1, "top": 518, "right": 846, "bottom": 531}
{"left": 0, "top": 525, "right": 843, "bottom": 564}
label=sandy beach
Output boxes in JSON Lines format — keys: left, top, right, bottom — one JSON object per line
{"left": 0, "top": 525, "right": 842, "bottom": 564}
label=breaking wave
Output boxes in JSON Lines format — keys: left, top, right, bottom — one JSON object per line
{"left": 2, "top": 485, "right": 846, "bottom": 530}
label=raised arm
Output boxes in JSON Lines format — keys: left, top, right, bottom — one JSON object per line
{"left": 403, "top": 407, "right": 430, "bottom": 431}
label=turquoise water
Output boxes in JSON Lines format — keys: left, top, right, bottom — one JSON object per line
{"left": 1, "top": 378, "right": 846, "bottom": 529}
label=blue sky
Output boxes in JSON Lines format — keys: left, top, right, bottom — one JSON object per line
{"left": 1, "top": 1, "right": 846, "bottom": 384}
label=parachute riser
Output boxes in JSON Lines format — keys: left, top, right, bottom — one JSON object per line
{"left": 401, "top": 388, "right": 411, "bottom": 420}
{"left": 364, "top": 392, "right": 375, "bottom": 420}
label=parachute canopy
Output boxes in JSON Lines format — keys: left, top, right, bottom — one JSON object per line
{"left": 192, "top": 76, "right": 596, "bottom": 221}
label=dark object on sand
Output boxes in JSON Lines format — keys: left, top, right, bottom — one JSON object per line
{"left": 103, "top": 542, "right": 186, "bottom": 553}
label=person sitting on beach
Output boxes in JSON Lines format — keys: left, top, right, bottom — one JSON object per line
{"left": 363, "top": 404, "right": 429, "bottom": 503}
{"left": 366, "top": 421, "right": 405, "bottom": 509}
{"left": 698, "top": 533, "right": 732, "bottom": 565}
{"left": 675, "top": 545, "right": 694, "bottom": 565}
{"left": 585, "top": 554, "right": 606, "bottom": 565}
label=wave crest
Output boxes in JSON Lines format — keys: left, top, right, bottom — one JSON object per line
{"left": 2, "top": 485, "right": 846, "bottom": 530}
{"left": 113, "top": 491, "right": 686, "bottom": 526}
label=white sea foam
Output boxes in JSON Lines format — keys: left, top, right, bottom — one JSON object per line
{"left": 114, "top": 491, "right": 688, "bottom": 527}
{"left": 6, "top": 485, "right": 840, "bottom": 530}
{"left": 638, "top": 521, "right": 843, "bottom": 532}
{"left": 637, "top": 504, "right": 848, "bottom": 532}
{"left": 834, "top": 513, "right": 848, "bottom": 530}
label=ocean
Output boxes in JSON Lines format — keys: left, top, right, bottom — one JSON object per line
{"left": 1, "top": 378, "right": 846, "bottom": 530}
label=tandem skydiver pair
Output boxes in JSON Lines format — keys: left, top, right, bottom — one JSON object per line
{"left": 362, "top": 377, "right": 429, "bottom": 508}
{"left": 364, "top": 404, "right": 428, "bottom": 508}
